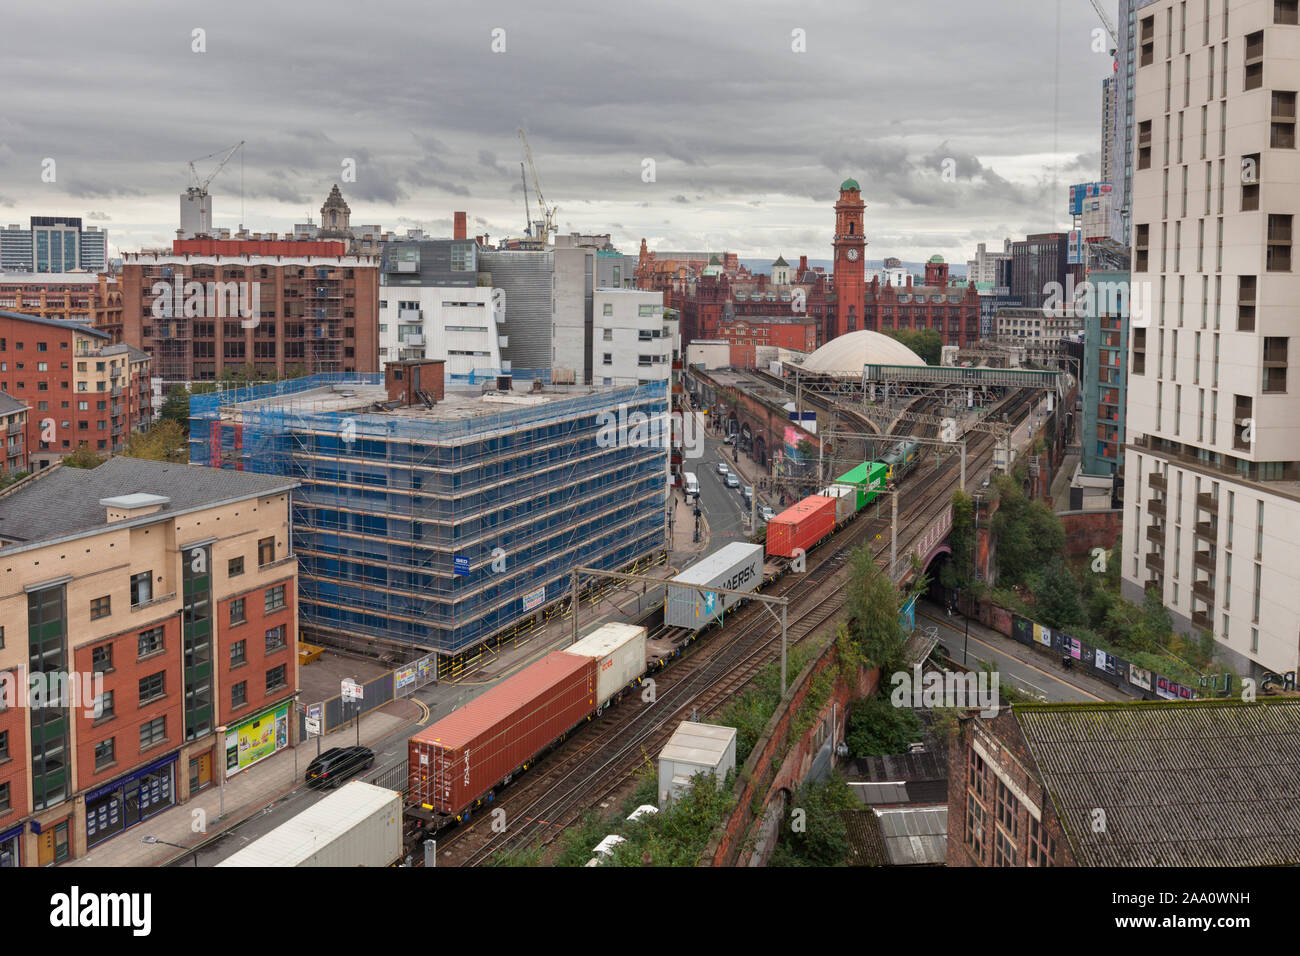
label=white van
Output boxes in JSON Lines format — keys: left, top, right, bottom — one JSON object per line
{"left": 683, "top": 472, "right": 700, "bottom": 498}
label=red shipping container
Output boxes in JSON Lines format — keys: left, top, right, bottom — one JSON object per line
{"left": 408, "top": 652, "right": 596, "bottom": 818}
{"left": 766, "top": 495, "right": 838, "bottom": 557}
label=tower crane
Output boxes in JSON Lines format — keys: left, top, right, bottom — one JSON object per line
{"left": 517, "top": 129, "right": 558, "bottom": 244}
{"left": 186, "top": 140, "right": 245, "bottom": 200}
{"left": 1088, "top": 0, "right": 1119, "bottom": 57}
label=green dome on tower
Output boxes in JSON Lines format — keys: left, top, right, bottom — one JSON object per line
{"left": 840, "top": 178, "right": 860, "bottom": 191}
{"left": 929, "top": 254, "right": 945, "bottom": 263}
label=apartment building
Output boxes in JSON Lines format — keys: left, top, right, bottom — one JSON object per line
{"left": 0, "top": 218, "right": 108, "bottom": 274}
{"left": 0, "top": 274, "right": 123, "bottom": 339}
{"left": 1121, "top": 0, "right": 1300, "bottom": 679}
{"left": 593, "top": 289, "right": 677, "bottom": 386}
{"left": 117, "top": 243, "right": 381, "bottom": 383}
{"left": 0, "top": 311, "right": 153, "bottom": 470}
{"left": 0, "top": 458, "right": 298, "bottom": 866}
{"left": 0, "top": 392, "right": 28, "bottom": 475}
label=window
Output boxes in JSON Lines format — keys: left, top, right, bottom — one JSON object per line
{"left": 137, "top": 626, "right": 164, "bottom": 658}
{"left": 1238, "top": 276, "right": 1257, "bottom": 331}
{"left": 139, "top": 717, "right": 166, "bottom": 750}
{"left": 0, "top": 782, "right": 8, "bottom": 813}
{"left": 1272, "top": 91, "right": 1297, "bottom": 148}
{"left": 1029, "top": 817, "right": 1055, "bottom": 866}
{"left": 995, "top": 829, "right": 1019, "bottom": 867}
{"left": 92, "top": 690, "right": 114, "bottom": 720}
{"left": 966, "top": 794, "right": 986, "bottom": 860}
{"left": 1245, "top": 31, "right": 1264, "bottom": 91}
{"left": 1268, "top": 214, "right": 1292, "bottom": 271}
{"left": 265, "top": 585, "right": 286, "bottom": 613}
{"left": 265, "top": 664, "right": 287, "bottom": 693}
{"left": 995, "top": 779, "right": 1019, "bottom": 839}
{"left": 231, "top": 640, "right": 246, "bottom": 667}
{"left": 138, "top": 671, "right": 165, "bottom": 705}
{"left": 91, "top": 643, "right": 113, "bottom": 674}
{"left": 1263, "top": 337, "right": 1288, "bottom": 392}
{"left": 1138, "top": 120, "right": 1152, "bottom": 169}
{"left": 1242, "top": 154, "right": 1261, "bottom": 211}
{"left": 228, "top": 556, "right": 244, "bottom": 577}
{"left": 265, "top": 626, "right": 286, "bottom": 653}
{"left": 90, "top": 595, "right": 111, "bottom": 620}
{"left": 231, "top": 681, "right": 247, "bottom": 708}
{"left": 258, "top": 536, "right": 275, "bottom": 567}
{"left": 602, "top": 353, "right": 612, "bottom": 365}
{"left": 1280, "top": 0, "right": 1300, "bottom": 25}
{"left": 94, "top": 738, "right": 115, "bottom": 771}
{"left": 129, "top": 571, "right": 153, "bottom": 607}
{"left": 1133, "top": 327, "right": 1147, "bottom": 375}
{"left": 603, "top": 303, "right": 613, "bottom": 316}
{"left": 230, "top": 597, "right": 246, "bottom": 626}
{"left": 0, "top": 730, "right": 7, "bottom": 760}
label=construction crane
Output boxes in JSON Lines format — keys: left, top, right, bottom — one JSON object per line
{"left": 181, "top": 141, "right": 245, "bottom": 237}
{"left": 517, "top": 129, "right": 557, "bottom": 244}
{"left": 519, "top": 162, "right": 532, "bottom": 237}
{"left": 1088, "top": 0, "right": 1119, "bottom": 57}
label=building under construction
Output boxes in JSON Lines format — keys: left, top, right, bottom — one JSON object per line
{"left": 189, "top": 360, "right": 669, "bottom": 663}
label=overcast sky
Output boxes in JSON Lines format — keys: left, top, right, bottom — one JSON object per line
{"left": 0, "top": 0, "right": 1117, "bottom": 265}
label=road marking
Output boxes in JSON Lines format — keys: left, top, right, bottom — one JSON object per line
{"left": 414, "top": 699, "right": 431, "bottom": 724}
{"left": 918, "top": 611, "right": 1104, "bottom": 702}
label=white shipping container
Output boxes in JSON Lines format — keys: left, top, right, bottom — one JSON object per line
{"left": 657, "top": 721, "right": 738, "bottom": 807}
{"left": 216, "top": 781, "right": 403, "bottom": 868}
{"left": 563, "top": 622, "right": 647, "bottom": 709}
{"left": 820, "top": 484, "right": 857, "bottom": 525}
{"left": 665, "top": 542, "right": 764, "bottom": 630}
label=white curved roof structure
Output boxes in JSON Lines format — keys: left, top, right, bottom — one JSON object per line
{"left": 799, "top": 330, "right": 926, "bottom": 375}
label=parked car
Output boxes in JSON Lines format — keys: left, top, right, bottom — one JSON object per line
{"left": 716, "top": 462, "right": 729, "bottom": 475}
{"left": 742, "top": 485, "right": 754, "bottom": 505}
{"left": 724, "top": 433, "right": 738, "bottom": 445}
{"left": 725, "top": 472, "right": 740, "bottom": 489}
{"left": 759, "top": 506, "right": 776, "bottom": 522}
{"left": 306, "top": 746, "right": 375, "bottom": 789}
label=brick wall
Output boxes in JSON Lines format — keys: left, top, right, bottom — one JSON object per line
{"left": 1058, "top": 509, "right": 1122, "bottom": 557}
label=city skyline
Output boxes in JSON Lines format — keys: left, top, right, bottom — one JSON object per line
{"left": 1, "top": 0, "right": 1116, "bottom": 262}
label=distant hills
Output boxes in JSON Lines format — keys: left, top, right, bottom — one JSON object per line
{"left": 740, "top": 258, "right": 963, "bottom": 278}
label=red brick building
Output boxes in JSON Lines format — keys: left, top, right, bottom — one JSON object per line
{"left": 716, "top": 314, "right": 818, "bottom": 368}
{"left": 0, "top": 392, "right": 28, "bottom": 475}
{"left": 0, "top": 274, "right": 124, "bottom": 341}
{"left": 118, "top": 239, "right": 381, "bottom": 383}
{"left": 0, "top": 311, "right": 153, "bottom": 470}
{"left": 0, "top": 458, "right": 298, "bottom": 865}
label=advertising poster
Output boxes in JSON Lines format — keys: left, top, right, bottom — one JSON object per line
{"left": 1032, "top": 623, "right": 1053, "bottom": 648}
{"left": 524, "top": 586, "right": 545, "bottom": 612}
{"left": 1012, "top": 616, "right": 1033, "bottom": 645}
{"left": 1129, "top": 665, "right": 1153, "bottom": 691}
{"left": 396, "top": 665, "right": 416, "bottom": 691}
{"left": 1065, "top": 636, "right": 1082, "bottom": 659}
{"left": 1156, "top": 676, "right": 1176, "bottom": 700}
{"left": 226, "top": 702, "right": 291, "bottom": 776}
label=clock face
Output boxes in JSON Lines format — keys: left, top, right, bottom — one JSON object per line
{"left": 846, "top": 248, "right": 859, "bottom": 261}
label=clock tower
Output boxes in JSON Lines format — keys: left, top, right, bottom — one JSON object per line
{"left": 832, "top": 178, "right": 866, "bottom": 340}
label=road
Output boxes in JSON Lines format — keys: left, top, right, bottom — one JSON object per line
{"left": 916, "top": 601, "right": 1130, "bottom": 703}
{"left": 689, "top": 429, "right": 754, "bottom": 543}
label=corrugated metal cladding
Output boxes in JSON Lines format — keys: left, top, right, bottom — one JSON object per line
{"left": 478, "top": 250, "right": 553, "bottom": 370}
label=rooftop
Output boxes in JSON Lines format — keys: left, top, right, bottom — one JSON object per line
{"left": 0, "top": 457, "right": 295, "bottom": 551}
{"left": 0, "top": 309, "right": 111, "bottom": 338}
{"left": 0, "top": 392, "right": 28, "bottom": 415}
{"left": 1012, "top": 698, "right": 1300, "bottom": 867}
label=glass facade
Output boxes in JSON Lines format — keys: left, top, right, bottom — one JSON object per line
{"left": 181, "top": 544, "right": 214, "bottom": 740}
{"left": 27, "top": 585, "right": 68, "bottom": 811}
{"left": 84, "top": 756, "right": 176, "bottom": 848}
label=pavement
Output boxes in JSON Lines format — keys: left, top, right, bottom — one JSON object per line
{"left": 1049, "top": 451, "right": 1081, "bottom": 512}
{"left": 916, "top": 600, "right": 1132, "bottom": 703}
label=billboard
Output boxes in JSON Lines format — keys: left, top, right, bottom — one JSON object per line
{"left": 225, "top": 702, "right": 290, "bottom": 776}
{"left": 1068, "top": 181, "right": 1113, "bottom": 216}
{"left": 1067, "top": 229, "right": 1085, "bottom": 265}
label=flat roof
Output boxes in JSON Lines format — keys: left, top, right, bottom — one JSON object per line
{"left": 660, "top": 721, "right": 736, "bottom": 766}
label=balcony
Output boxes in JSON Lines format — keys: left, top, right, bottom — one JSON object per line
{"left": 6, "top": 421, "right": 21, "bottom": 436}
{"left": 111, "top": 386, "right": 122, "bottom": 398}
{"left": 1147, "top": 472, "right": 1166, "bottom": 491}
{"left": 1192, "top": 610, "right": 1212, "bottom": 630}
{"left": 1147, "top": 497, "right": 1166, "bottom": 517}
{"left": 1145, "top": 552, "right": 1165, "bottom": 574}
{"left": 1194, "top": 520, "right": 1218, "bottom": 541}
{"left": 400, "top": 334, "right": 424, "bottom": 347}
{"left": 1192, "top": 579, "right": 1215, "bottom": 603}
{"left": 1194, "top": 551, "right": 1215, "bottom": 573}
{"left": 1196, "top": 492, "right": 1218, "bottom": 514}
{"left": 1146, "top": 524, "right": 1165, "bottom": 544}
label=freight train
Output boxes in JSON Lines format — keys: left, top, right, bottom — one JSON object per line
{"left": 404, "top": 444, "right": 922, "bottom": 833}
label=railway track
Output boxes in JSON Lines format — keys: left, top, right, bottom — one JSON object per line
{"left": 424, "top": 387, "right": 1040, "bottom": 866}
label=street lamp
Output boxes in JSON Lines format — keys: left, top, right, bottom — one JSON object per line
{"left": 141, "top": 834, "right": 198, "bottom": 867}
{"left": 292, "top": 693, "right": 301, "bottom": 781}
{"left": 215, "top": 724, "right": 227, "bottom": 820}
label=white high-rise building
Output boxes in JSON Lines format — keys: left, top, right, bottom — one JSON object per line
{"left": 378, "top": 286, "right": 504, "bottom": 382}
{"left": 592, "top": 289, "right": 676, "bottom": 387}
{"left": 965, "top": 241, "right": 1011, "bottom": 284}
{"left": 1121, "top": 0, "right": 1300, "bottom": 680}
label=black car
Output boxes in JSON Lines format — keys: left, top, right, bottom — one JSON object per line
{"left": 305, "top": 746, "right": 375, "bottom": 789}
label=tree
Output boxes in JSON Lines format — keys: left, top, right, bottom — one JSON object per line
{"left": 63, "top": 446, "right": 106, "bottom": 469}
{"left": 159, "top": 385, "right": 191, "bottom": 434}
{"left": 843, "top": 544, "right": 907, "bottom": 674}
{"left": 939, "top": 489, "right": 975, "bottom": 592}
{"left": 1033, "top": 559, "right": 1083, "bottom": 630}
{"left": 882, "top": 328, "right": 942, "bottom": 366}
{"left": 845, "top": 692, "right": 923, "bottom": 757}
{"left": 990, "top": 476, "right": 1064, "bottom": 586}
{"left": 124, "top": 419, "right": 188, "bottom": 463}
{"left": 768, "top": 775, "right": 860, "bottom": 867}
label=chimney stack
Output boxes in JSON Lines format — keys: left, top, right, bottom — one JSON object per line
{"left": 454, "top": 211, "right": 467, "bottom": 240}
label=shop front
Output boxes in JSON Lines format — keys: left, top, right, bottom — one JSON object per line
{"left": 223, "top": 701, "right": 290, "bottom": 777}
{"left": 84, "top": 754, "right": 177, "bottom": 849}
{"left": 0, "top": 822, "right": 21, "bottom": 867}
